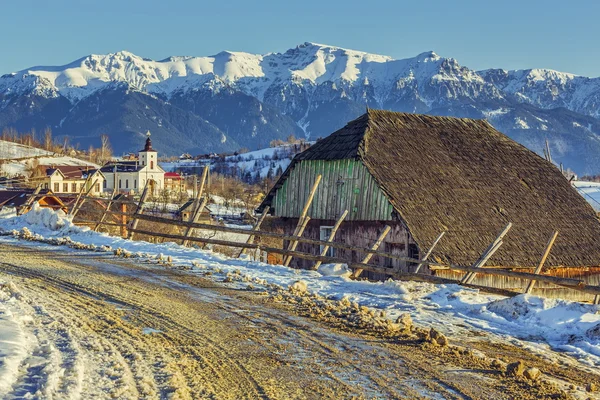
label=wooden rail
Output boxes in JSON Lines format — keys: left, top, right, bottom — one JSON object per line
{"left": 60, "top": 196, "right": 600, "bottom": 302}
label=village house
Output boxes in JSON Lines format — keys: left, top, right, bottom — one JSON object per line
{"left": 101, "top": 133, "right": 165, "bottom": 195}
{"left": 259, "top": 110, "right": 600, "bottom": 281}
{"left": 0, "top": 188, "right": 67, "bottom": 214}
{"left": 37, "top": 165, "right": 105, "bottom": 196}
{"left": 164, "top": 172, "right": 185, "bottom": 193}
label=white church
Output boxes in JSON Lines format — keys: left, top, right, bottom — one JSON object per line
{"left": 100, "top": 132, "right": 165, "bottom": 195}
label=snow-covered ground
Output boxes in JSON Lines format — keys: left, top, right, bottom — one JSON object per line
{"left": 1, "top": 204, "right": 599, "bottom": 380}
{"left": 160, "top": 144, "right": 300, "bottom": 179}
{"left": 0, "top": 140, "right": 99, "bottom": 177}
{"left": 573, "top": 181, "right": 600, "bottom": 211}
{"left": 0, "top": 140, "right": 53, "bottom": 160}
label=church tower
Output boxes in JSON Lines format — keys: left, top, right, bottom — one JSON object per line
{"left": 139, "top": 131, "right": 157, "bottom": 170}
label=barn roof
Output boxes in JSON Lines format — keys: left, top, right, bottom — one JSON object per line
{"left": 261, "top": 109, "right": 600, "bottom": 268}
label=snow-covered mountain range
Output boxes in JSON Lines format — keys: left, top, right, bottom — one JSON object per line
{"left": 2, "top": 42, "right": 600, "bottom": 173}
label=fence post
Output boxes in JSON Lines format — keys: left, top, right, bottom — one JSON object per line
{"left": 71, "top": 179, "right": 98, "bottom": 219}
{"left": 127, "top": 183, "right": 150, "bottom": 240}
{"left": 69, "top": 176, "right": 92, "bottom": 217}
{"left": 414, "top": 231, "right": 446, "bottom": 274}
{"left": 94, "top": 191, "right": 117, "bottom": 232}
{"left": 237, "top": 206, "right": 270, "bottom": 258}
{"left": 312, "top": 210, "right": 348, "bottom": 270}
{"left": 461, "top": 223, "right": 512, "bottom": 284}
{"left": 182, "top": 197, "right": 208, "bottom": 247}
{"left": 120, "top": 202, "right": 128, "bottom": 238}
{"left": 283, "top": 216, "right": 311, "bottom": 267}
{"left": 524, "top": 231, "right": 559, "bottom": 294}
{"left": 353, "top": 225, "right": 391, "bottom": 278}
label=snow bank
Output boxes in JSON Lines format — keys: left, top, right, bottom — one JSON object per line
{"left": 0, "top": 282, "right": 33, "bottom": 396}
{"left": 1, "top": 206, "right": 600, "bottom": 366}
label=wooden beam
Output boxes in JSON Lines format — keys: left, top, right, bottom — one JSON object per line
{"left": 103, "top": 211, "right": 444, "bottom": 269}
{"left": 94, "top": 190, "right": 117, "bottom": 232}
{"left": 461, "top": 223, "right": 512, "bottom": 284}
{"left": 182, "top": 197, "right": 208, "bottom": 247}
{"left": 124, "top": 226, "right": 600, "bottom": 297}
{"left": 414, "top": 231, "right": 446, "bottom": 274}
{"left": 71, "top": 179, "right": 98, "bottom": 219}
{"left": 283, "top": 216, "right": 311, "bottom": 267}
{"left": 127, "top": 183, "right": 150, "bottom": 240}
{"left": 312, "top": 210, "right": 348, "bottom": 270}
{"left": 237, "top": 206, "right": 270, "bottom": 258}
{"left": 68, "top": 175, "right": 92, "bottom": 217}
{"left": 181, "top": 166, "right": 210, "bottom": 246}
{"left": 299, "top": 174, "right": 322, "bottom": 221}
{"left": 524, "top": 231, "right": 559, "bottom": 294}
{"left": 120, "top": 202, "right": 127, "bottom": 238}
{"left": 353, "top": 225, "right": 391, "bottom": 278}
{"left": 18, "top": 184, "right": 42, "bottom": 216}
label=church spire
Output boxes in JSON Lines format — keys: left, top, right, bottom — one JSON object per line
{"left": 143, "top": 130, "right": 153, "bottom": 152}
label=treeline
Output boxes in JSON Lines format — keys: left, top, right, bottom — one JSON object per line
{"left": 0, "top": 127, "right": 113, "bottom": 165}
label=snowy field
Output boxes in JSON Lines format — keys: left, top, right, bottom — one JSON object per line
{"left": 0, "top": 204, "right": 599, "bottom": 383}
{"left": 0, "top": 140, "right": 99, "bottom": 177}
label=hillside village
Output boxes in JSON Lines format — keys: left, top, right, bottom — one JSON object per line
{"left": 2, "top": 11, "right": 600, "bottom": 396}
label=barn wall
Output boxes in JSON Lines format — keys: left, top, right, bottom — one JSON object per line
{"left": 268, "top": 218, "right": 420, "bottom": 279}
{"left": 437, "top": 268, "right": 600, "bottom": 302}
{"left": 272, "top": 159, "right": 395, "bottom": 221}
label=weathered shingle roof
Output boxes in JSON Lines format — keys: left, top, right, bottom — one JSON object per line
{"left": 262, "top": 109, "right": 600, "bottom": 268}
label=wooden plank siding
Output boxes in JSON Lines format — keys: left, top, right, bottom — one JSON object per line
{"left": 267, "top": 218, "right": 420, "bottom": 279}
{"left": 272, "top": 159, "right": 395, "bottom": 221}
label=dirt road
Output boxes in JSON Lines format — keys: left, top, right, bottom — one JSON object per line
{"left": 0, "top": 242, "right": 598, "bottom": 399}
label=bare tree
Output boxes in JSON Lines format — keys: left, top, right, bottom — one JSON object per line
{"left": 100, "top": 134, "right": 112, "bottom": 163}
{"left": 43, "top": 128, "right": 53, "bottom": 151}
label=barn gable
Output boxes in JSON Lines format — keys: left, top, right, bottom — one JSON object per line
{"left": 261, "top": 109, "right": 600, "bottom": 268}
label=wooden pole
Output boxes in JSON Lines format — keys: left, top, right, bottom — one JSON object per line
{"left": 71, "top": 179, "right": 98, "bottom": 219}
{"left": 463, "top": 239, "right": 504, "bottom": 285}
{"left": 69, "top": 175, "right": 92, "bottom": 216}
{"left": 414, "top": 231, "right": 446, "bottom": 274}
{"left": 237, "top": 206, "right": 270, "bottom": 258}
{"left": 18, "top": 184, "right": 42, "bottom": 215}
{"left": 104, "top": 211, "right": 445, "bottom": 268}
{"left": 182, "top": 197, "right": 208, "bottom": 247}
{"left": 127, "top": 183, "right": 150, "bottom": 240}
{"left": 197, "top": 166, "right": 209, "bottom": 201}
{"left": 299, "top": 175, "right": 322, "bottom": 221}
{"left": 524, "top": 231, "right": 559, "bottom": 294}
{"left": 283, "top": 216, "right": 311, "bottom": 267}
{"left": 281, "top": 174, "right": 321, "bottom": 266}
{"left": 120, "top": 203, "right": 127, "bottom": 238}
{"left": 312, "top": 210, "right": 348, "bottom": 270}
{"left": 353, "top": 225, "right": 391, "bottom": 278}
{"left": 94, "top": 191, "right": 117, "bottom": 232}
{"left": 461, "top": 223, "right": 512, "bottom": 284}
{"left": 125, "top": 225, "right": 600, "bottom": 297}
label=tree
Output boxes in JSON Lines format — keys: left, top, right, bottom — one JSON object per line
{"left": 100, "top": 134, "right": 112, "bottom": 164}
{"left": 43, "top": 128, "right": 53, "bottom": 151}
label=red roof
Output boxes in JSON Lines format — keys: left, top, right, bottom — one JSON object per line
{"left": 164, "top": 172, "right": 182, "bottom": 179}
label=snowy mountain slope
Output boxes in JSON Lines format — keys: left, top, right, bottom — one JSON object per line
{"left": 2, "top": 42, "right": 600, "bottom": 172}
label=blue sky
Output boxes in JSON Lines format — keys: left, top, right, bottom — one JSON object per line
{"left": 1, "top": 0, "right": 598, "bottom": 76}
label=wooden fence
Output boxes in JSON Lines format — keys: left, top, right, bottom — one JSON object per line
{"left": 19, "top": 190, "right": 600, "bottom": 304}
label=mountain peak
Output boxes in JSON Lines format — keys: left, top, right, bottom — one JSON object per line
{"left": 415, "top": 51, "right": 441, "bottom": 62}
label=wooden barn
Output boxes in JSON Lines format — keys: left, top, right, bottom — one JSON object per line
{"left": 258, "top": 110, "right": 600, "bottom": 292}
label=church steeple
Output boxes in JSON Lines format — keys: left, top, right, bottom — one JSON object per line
{"left": 139, "top": 130, "right": 157, "bottom": 169}
{"left": 141, "top": 130, "right": 155, "bottom": 152}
